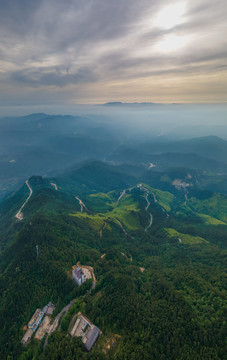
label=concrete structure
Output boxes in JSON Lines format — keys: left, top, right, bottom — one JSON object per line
{"left": 21, "top": 328, "right": 34, "bottom": 345}
{"left": 46, "top": 302, "right": 55, "bottom": 315}
{"left": 84, "top": 325, "right": 100, "bottom": 351}
{"left": 22, "top": 303, "right": 53, "bottom": 345}
{"left": 28, "top": 309, "right": 43, "bottom": 331}
{"left": 70, "top": 312, "right": 100, "bottom": 351}
{"left": 70, "top": 318, "right": 81, "bottom": 337}
{"left": 35, "top": 316, "right": 52, "bottom": 340}
{"left": 72, "top": 266, "right": 85, "bottom": 286}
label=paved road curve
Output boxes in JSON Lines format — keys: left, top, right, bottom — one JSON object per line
{"left": 44, "top": 300, "right": 75, "bottom": 349}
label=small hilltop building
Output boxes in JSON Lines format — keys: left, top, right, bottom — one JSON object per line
{"left": 72, "top": 266, "right": 85, "bottom": 286}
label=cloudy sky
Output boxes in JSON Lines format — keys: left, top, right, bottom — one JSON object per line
{"left": 0, "top": 0, "right": 227, "bottom": 106}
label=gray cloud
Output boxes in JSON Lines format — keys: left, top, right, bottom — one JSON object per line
{"left": 0, "top": 0, "right": 226, "bottom": 104}
{"left": 9, "top": 66, "right": 97, "bottom": 87}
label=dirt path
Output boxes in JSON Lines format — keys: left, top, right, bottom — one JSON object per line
{"left": 116, "top": 190, "right": 126, "bottom": 205}
{"left": 137, "top": 184, "right": 153, "bottom": 231}
{"left": 145, "top": 192, "right": 150, "bottom": 211}
{"left": 184, "top": 191, "right": 189, "bottom": 206}
{"left": 145, "top": 213, "right": 153, "bottom": 232}
{"left": 161, "top": 207, "right": 169, "bottom": 218}
{"left": 152, "top": 192, "right": 158, "bottom": 203}
{"left": 50, "top": 182, "right": 58, "bottom": 191}
{"left": 75, "top": 197, "right": 88, "bottom": 213}
{"left": 15, "top": 180, "right": 33, "bottom": 221}
{"left": 121, "top": 252, "right": 132, "bottom": 262}
{"left": 99, "top": 222, "right": 107, "bottom": 240}
{"left": 116, "top": 219, "right": 129, "bottom": 236}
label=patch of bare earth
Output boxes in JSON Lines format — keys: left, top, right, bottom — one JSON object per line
{"left": 94, "top": 291, "right": 102, "bottom": 298}
{"left": 102, "top": 334, "right": 121, "bottom": 354}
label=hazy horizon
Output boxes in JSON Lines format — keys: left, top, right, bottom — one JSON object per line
{"left": 1, "top": 104, "right": 227, "bottom": 141}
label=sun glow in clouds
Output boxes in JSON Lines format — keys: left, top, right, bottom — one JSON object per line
{"left": 155, "top": 2, "right": 186, "bottom": 29}
{"left": 155, "top": 34, "right": 190, "bottom": 53}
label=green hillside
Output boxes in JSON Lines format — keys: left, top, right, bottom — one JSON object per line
{"left": 188, "top": 193, "right": 227, "bottom": 223}
{"left": 165, "top": 228, "right": 208, "bottom": 244}
{"left": 0, "top": 162, "right": 226, "bottom": 360}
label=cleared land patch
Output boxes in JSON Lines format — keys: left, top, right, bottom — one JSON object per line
{"left": 70, "top": 193, "right": 141, "bottom": 232}
{"left": 165, "top": 228, "right": 208, "bottom": 245}
{"left": 199, "top": 213, "right": 226, "bottom": 225}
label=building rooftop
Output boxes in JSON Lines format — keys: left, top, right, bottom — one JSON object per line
{"left": 73, "top": 266, "right": 84, "bottom": 280}
{"left": 84, "top": 325, "right": 99, "bottom": 351}
{"left": 21, "top": 328, "right": 34, "bottom": 345}
{"left": 28, "top": 309, "right": 41, "bottom": 328}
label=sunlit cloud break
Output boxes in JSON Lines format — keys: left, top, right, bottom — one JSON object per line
{"left": 154, "top": 2, "right": 187, "bottom": 29}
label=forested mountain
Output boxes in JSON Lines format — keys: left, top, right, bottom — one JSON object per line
{"left": 0, "top": 154, "right": 226, "bottom": 359}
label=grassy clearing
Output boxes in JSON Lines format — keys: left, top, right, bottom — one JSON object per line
{"left": 198, "top": 214, "right": 226, "bottom": 225}
{"left": 104, "top": 194, "right": 140, "bottom": 231}
{"left": 69, "top": 212, "right": 108, "bottom": 232}
{"left": 86, "top": 192, "right": 114, "bottom": 212}
{"left": 70, "top": 193, "right": 141, "bottom": 231}
{"left": 142, "top": 183, "right": 174, "bottom": 212}
{"left": 165, "top": 228, "right": 208, "bottom": 245}
{"left": 89, "top": 192, "right": 112, "bottom": 200}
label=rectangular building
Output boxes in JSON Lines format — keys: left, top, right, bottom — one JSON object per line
{"left": 70, "top": 313, "right": 100, "bottom": 351}
{"left": 28, "top": 308, "right": 45, "bottom": 332}
{"left": 21, "top": 328, "right": 34, "bottom": 345}
{"left": 84, "top": 325, "right": 100, "bottom": 351}
{"left": 28, "top": 309, "right": 41, "bottom": 329}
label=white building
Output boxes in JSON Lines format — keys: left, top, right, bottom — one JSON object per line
{"left": 72, "top": 266, "right": 85, "bottom": 286}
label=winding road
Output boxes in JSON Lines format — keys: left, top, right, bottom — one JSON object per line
{"left": 44, "top": 265, "right": 96, "bottom": 348}
{"left": 50, "top": 182, "right": 58, "bottom": 191}
{"left": 99, "top": 222, "right": 107, "bottom": 240}
{"left": 116, "top": 190, "right": 126, "bottom": 205}
{"left": 116, "top": 219, "right": 130, "bottom": 236}
{"left": 144, "top": 193, "right": 153, "bottom": 231}
{"left": 75, "top": 197, "right": 88, "bottom": 213}
{"left": 15, "top": 180, "right": 33, "bottom": 221}
{"left": 152, "top": 192, "right": 158, "bottom": 203}
{"left": 137, "top": 184, "right": 153, "bottom": 231}
{"left": 44, "top": 300, "right": 74, "bottom": 349}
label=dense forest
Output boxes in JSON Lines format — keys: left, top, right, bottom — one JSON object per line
{"left": 0, "top": 158, "right": 226, "bottom": 359}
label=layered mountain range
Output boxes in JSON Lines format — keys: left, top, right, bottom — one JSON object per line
{"left": 0, "top": 113, "right": 226, "bottom": 359}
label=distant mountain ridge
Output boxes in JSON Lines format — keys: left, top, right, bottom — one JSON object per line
{"left": 103, "top": 101, "right": 157, "bottom": 106}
